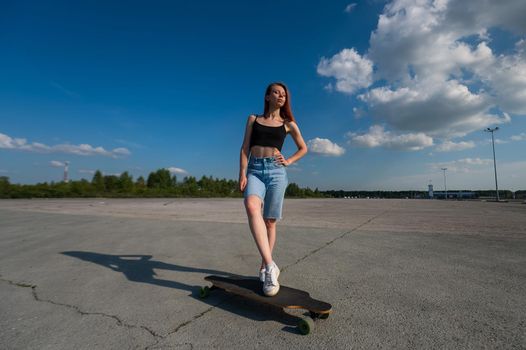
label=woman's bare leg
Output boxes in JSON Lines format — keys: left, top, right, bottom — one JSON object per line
{"left": 244, "top": 195, "right": 273, "bottom": 265}
{"left": 261, "top": 219, "right": 277, "bottom": 269}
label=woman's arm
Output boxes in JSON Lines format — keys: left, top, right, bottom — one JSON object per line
{"left": 277, "top": 121, "right": 308, "bottom": 166}
{"left": 239, "top": 115, "right": 256, "bottom": 190}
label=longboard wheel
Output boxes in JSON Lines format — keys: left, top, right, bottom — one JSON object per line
{"left": 199, "top": 286, "right": 210, "bottom": 298}
{"left": 318, "top": 313, "right": 329, "bottom": 319}
{"left": 298, "top": 317, "right": 315, "bottom": 335}
{"left": 310, "top": 311, "right": 330, "bottom": 319}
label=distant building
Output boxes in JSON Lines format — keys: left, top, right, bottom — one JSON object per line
{"left": 433, "top": 191, "right": 476, "bottom": 199}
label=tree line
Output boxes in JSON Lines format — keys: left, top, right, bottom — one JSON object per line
{"left": 0, "top": 170, "right": 523, "bottom": 199}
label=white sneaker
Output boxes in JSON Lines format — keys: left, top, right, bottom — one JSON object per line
{"left": 259, "top": 268, "right": 266, "bottom": 282}
{"left": 263, "top": 263, "right": 280, "bottom": 296}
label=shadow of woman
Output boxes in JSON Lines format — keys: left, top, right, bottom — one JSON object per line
{"left": 62, "top": 250, "right": 305, "bottom": 333}
{"left": 62, "top": 251, "right": 239, "bottom": 292}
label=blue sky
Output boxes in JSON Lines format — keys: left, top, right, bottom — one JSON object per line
{"left": 1, "top": 0, "right": 525, "bottom": 191}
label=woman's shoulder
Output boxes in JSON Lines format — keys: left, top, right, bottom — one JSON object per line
{"left": 284, "top": 119, "right": 297, "bottom": 133}
{"left": 245, "top": 114, "right": 258, "bottom": 128}
{"left": 245, "top": 114, "right": 258, "bottom": 122}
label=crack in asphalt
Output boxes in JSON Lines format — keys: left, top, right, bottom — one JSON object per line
{"left": 0, "top": 276, "right": 161, "bottom": 339}
{"left": 146, "top": 342, "right": 194, "bottom": 350}
{"left": 143, "top": 304, "right": 222, "bottom": 350}
{"left": 281, "top": 210, "right": 389, "bottom": 273}
{"left": 1, "top": 274, "right": 223, "bottom": 350}
{"left": 146, "top": 292, "right": 237, "bottom": 348}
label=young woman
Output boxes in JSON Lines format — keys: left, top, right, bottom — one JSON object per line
{"left": 239, "top": 82, "right": 308, "bottom": 296}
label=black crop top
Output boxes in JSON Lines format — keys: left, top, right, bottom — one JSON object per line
{"left": 249, "top": 115, "right": 287, "bottom": 151}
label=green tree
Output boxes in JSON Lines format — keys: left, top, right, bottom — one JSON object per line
{"left": 104, "top": 175, "right": 119, "bottom": 192}
{"left": 147, "top": 169, "right": 172, "bottom": 189}
{"left": 158, "top": 169, "right": 172, "bottom": 189}
{"left": 0, "top": 176, "right": 10, "bottom": 196}
{"left": 92, "top": 170, "right": 105, "bottom": 192}
{"left": 146, "top": 171, "right": 158, "bottom": 189}
{"left": 118, "top": 171, "right": 134, "bottom": 193}
{"left": 198, "top": 175, "right": 216, "bottom": 195}
{"left": 70, "top": 179, "right": 92, "bottom": 197}
{"left": 181, "top": 176, "right": 199, "bottom": 195}
{"left": 135, "top": 176, "right": 146, "bottom": 188}
{"left": 285, "top": 182, "right": 302, "bottom": 197}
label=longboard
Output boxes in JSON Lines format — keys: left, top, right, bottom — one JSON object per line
{"left": 200, "top": 275, "right": 332, "bottom": 334}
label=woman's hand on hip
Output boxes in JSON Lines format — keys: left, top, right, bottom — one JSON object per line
{"left": 274, "top": 150, "right": 289, "bottom": 167}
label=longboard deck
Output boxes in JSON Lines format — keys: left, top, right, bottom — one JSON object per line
{"left": 204, "top": 275, "right": 332, "bottom": 314}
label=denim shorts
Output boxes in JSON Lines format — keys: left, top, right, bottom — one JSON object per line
{"left": 244, "top": 156, "right": 288, "bottom": 220}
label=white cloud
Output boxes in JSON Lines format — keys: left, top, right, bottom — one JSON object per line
{"left": 430, "top": 158, "right": 493, "bottom": 173}
{"left": 358, "top": 79, "right": 508, "bottom": 137}
{"left": 50, "top": 160, "right": 66, "bottom": 167}
{"left": 435, "top": 140, "right": 475, "bottom": 152}
{"left": 353, "top": 107, "right": 365, "bottom": 119}
{"left": 324, "top": 0, "right": 526, "bottom": 140}
{"left": 481, "top": 137, "right": 508, "bottom": 146}
{"left": 167, "top": 167, "right": 188, "bottom": 175}
{"left": 444, "top": 1, "right": 526, "bottom": 36}
{"left": 458, "top": 158, "right": 493, "bottom": 166}
{"left": 0, "top": 133, "right": 25, "bottom": 149}
{"left": 511, "top": 133, "right": 526, "bottom": 141}
{"left": 368, "top": 3, "right": 498, "bottom": 83}
{"left": 488, "top": 56, "right": 526, "bottom": 115}
{"left": 344, "top": 3, "right": 357, "bottom": 13}
{"left": 112, "top": 147, "right": 131, "bottom": 156}
{"left": 346, "top": 125, "right": 434, "bottom": 151}
{"left": 317, "top": 48, "right": 373, "bottom": 94}
{"left": 0, "top": 132, "right": 131, "bottom": 158}
{"left": 307, "top": 138, "right": 345, "bottom": 156}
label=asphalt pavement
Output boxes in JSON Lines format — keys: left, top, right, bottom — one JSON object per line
{"left": 1, "top": 198, "right": 525, "bottom": 349}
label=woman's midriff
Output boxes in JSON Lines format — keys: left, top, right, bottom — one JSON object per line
{"left": 250, "top": 145, "right": 278, "bottom": 158}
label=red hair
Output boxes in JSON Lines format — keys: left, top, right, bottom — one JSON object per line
{"left": 263, "top": 82, "right": 296, "bottom": 123}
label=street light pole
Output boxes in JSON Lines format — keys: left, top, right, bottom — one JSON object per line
{"left": 484, "top": 127, "right": 500, "bottom": 201}
{"left": 441, "top": 167, "right": 447, "bottom": 200}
